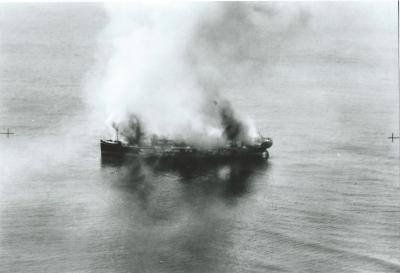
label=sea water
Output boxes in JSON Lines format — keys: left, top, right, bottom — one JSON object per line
{"left": 0, "top": 3, "right": 399, "bottom": 273}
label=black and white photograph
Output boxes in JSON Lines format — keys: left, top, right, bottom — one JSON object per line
{"left": 0, "top": 1, "right": 399, "bottom": 272}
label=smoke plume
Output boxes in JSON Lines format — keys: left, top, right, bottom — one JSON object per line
{"left": 95, "top": 2, "right": 309, "bottom": 146}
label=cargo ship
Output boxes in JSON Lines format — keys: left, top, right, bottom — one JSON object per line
{"left": 100, "top": 134, "right": 273, "bottom": 160}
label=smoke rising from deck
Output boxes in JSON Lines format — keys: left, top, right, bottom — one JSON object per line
{"left": 96, "top": 2, "right": 309, "bottom": 146}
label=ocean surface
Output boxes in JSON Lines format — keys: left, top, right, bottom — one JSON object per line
{"left": 0, "top": 2, "right": 399, "bottom": 273}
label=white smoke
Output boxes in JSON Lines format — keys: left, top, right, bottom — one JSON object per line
{"left": 94, "top": 2, "right": 309, "bottom": 147}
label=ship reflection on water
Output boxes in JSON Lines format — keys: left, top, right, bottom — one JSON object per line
{"left": 101, "top": 156, "right": 269, "bottom": 201}
{"left": 98, "top": 157, "right": 270, "bottom": 272}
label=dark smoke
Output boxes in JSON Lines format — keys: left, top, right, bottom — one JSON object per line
{"left": 216, "top": 100, "right": 247, "bottom": 143}
{"left": 119, "top": 114, "right": 144, "bottom": 145}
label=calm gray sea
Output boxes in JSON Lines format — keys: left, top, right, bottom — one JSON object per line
{"left": 0, "top": 2, "right": 399, "bottom": 273}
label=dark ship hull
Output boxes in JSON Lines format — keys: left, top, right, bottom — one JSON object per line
{"left": 100, "top": 137, "right": 272, "bottom": 161}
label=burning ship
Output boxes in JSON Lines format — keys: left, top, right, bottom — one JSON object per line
{"left": 100, "top": 100, "right": 273, "bottom": 161}
{"left": 100, "top": 131, "right": 273, "bottom": 161}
